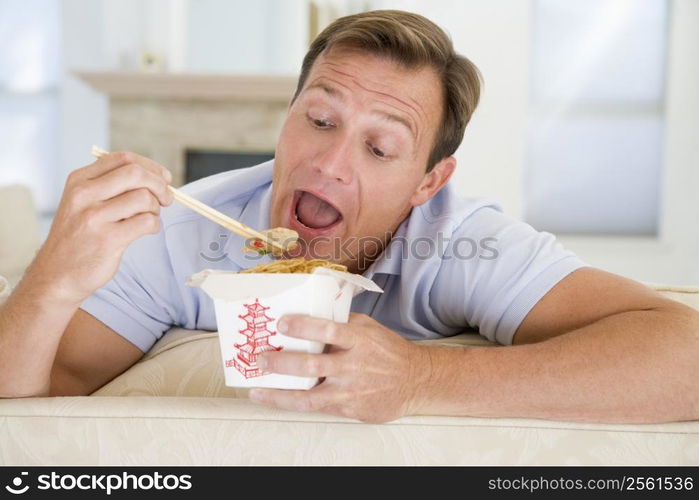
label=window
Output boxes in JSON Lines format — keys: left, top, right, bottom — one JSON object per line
{"left": 0, "top": 0, "right": 61, "bottom": 213}
{"left": 525, "top": 0, "right": 668, "bottom": 235}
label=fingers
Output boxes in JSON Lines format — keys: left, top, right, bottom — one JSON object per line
{"left": 68, "top": 152, "right": 132, "bottom": 182}
{"left": 115, "top": 212, "right": 162, "bottom": 240}
{"left": 278, "top": 315, "right": 356, "bottom": 350}
{"left": 249, "top": 383, "right": 342, "bottom": 415}
{"left": 91, "top": 162, "right": 173, "bottom": 207}
{"left": 63, "top": 153, "right": 173, "bottom": 214}
{"left": 71, "top": 151, "right": 171, "bottom": 184}
{"left": 98, "top": 188, "right": 161, "bottom": 223}
{"left": 258, "top": 351, "right": 345, "bottom": 378}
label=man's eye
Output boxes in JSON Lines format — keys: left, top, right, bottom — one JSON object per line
{"left": 309, "top": 116, "right": 333, "bottom": 128}
{"left": 367, "top": 142, "right": 386, "bottom": 158}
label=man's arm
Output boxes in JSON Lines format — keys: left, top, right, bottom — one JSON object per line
{"left": 0, "top": 152, "right": 172, "bottom": 398}
{"left": 0, "top": 281, "right": 142, "bottom": 397}
{"left": 417, "top": 268, "right": 699, "bottom": 423}
{"left": 50, "top": 309, "right": 143, "bottom": 396}
{"left": 249, "top": 268, "right": 699, "bottom": 423}
{"left": 511, "top": 267, "right": 686, "bottom": 345}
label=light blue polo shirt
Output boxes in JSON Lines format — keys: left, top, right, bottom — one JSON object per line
{"left": 80, "top": 160, "right": 587, "bottom": 351}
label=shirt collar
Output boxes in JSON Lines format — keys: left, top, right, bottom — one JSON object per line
{"left": 362, "top": 219, "right": 407, "bottom": 279}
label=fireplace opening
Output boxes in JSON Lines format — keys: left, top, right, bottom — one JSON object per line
{"left": 185, "top": 150, "right": 275, "bottom": 184}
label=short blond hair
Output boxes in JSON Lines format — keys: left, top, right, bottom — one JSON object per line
{"left": 293, "top": 10, "right": 482, "bottom": 172}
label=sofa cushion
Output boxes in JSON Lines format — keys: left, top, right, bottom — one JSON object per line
{"left": 93, "top": 330, "right": 246, "bottom": 398}
{"left": 644, "top": 283, "right": 699, "bottom": 310}
{"left": 92, "top": 329, "right": 494, "bottom": 398}
{"left": 0, "top": 275, "right": 10, "bottom": 305}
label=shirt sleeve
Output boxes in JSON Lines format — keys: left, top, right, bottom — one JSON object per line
{"left": 431, "top": 207, "right": 588, "bottom": 345}
{"left": 79, "top": 228, "right": 184, "bottom": 352}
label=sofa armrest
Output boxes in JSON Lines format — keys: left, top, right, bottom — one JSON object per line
{"left": 1, "top": 396, "right": 696, "bottom": 465}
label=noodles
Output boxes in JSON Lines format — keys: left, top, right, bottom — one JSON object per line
{"left": 239, "top": 257, "right": 347, "bottom": 274}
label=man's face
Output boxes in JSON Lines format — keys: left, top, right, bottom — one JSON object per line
{"left": 270, "top": 49, "right": 453, "bottom": 272}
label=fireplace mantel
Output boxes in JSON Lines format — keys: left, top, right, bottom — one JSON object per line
{"left": 77, "top": 71, "right": 293, "bottom": 186}
{"left": 77, "top": 71, "right": 298, "bottom": 101}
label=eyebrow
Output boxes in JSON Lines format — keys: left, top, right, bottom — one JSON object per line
{"left": 304, "top": 83, "right": 417, "bottom": 140}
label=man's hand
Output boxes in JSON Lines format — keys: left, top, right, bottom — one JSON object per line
{"left": 0, "top": 151, "right": 172, "bottom": 398}
{"left": 250, "top": 313, "right": 432, "bottom": 423}
{"left": 28, "top": 151, "right": 173, "bottom": 306}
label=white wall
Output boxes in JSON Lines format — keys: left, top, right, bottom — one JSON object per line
{"left": 60, "top": 0, "right": 109, "bottom": 189}
{"left": 372, "top": 0, "right": 530, "bottom": 218}
{"left": 186, "top": 0, "right": 308, "bottom": 74}
{"left": 561, "top": 0, "right": 699, "bottom": 286}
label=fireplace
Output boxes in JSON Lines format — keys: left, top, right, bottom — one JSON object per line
{"left": 77, "top": 72, "right": 297, "bottom": 186}
{"left": 185, "top": 150, "right": 274, "bottom": 183}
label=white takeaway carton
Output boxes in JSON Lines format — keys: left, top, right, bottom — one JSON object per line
{"left": 187, "top": 267, "right": 383, "bottom": 390}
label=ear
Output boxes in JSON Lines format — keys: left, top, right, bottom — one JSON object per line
{"left": 409, "top": 156, "right": 456, "bottom": 207}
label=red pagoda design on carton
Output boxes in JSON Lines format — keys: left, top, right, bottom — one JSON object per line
{"left": 226, "top": 298, "right": 283, "bottom": 379}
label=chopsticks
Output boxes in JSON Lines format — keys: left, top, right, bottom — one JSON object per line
{"left": 90, "top": 146, "right": 284, "bottom": 252}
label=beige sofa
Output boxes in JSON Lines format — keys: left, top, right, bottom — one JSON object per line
{"left": 1, "top": 186, "right": 697, "bottom": 464}
{"left": 0, "top": 185, "right": 40, "bottom": 287}
{"left": 1, "top": 279, "right": 698, "bottom": 465}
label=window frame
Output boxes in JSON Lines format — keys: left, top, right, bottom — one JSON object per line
{"left": 555, "top": 0, "right": 699, "bottom": 285}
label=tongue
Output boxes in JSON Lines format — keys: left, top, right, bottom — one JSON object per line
{"left": 296, "top": 192, "right": 341, "bottom": 229}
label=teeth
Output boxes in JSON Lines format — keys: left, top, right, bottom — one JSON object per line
{"left": 294, "top": 195, "right": 302, "bottom": 223}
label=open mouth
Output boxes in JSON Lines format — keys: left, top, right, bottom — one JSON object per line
{"left": 292, "top": 190, "right": 343, "bottom": 232}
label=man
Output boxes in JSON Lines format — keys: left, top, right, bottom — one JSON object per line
{"left": 0, "top": 11, "right": 697, "bottom": 424}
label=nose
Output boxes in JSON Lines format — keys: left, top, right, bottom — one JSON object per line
{"left": 312, "top": 134, "right": 354, "bottom": 184}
